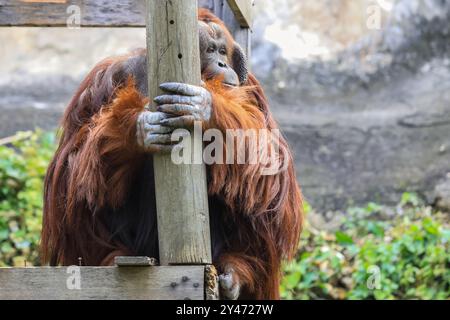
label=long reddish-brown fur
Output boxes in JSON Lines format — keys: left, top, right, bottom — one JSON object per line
{"left": 41, "top": 9, "right": 303, "bottom": 299}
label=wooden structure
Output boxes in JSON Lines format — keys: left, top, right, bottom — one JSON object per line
{"left": 0, "top": 0, "right": 252, "bottom": 55}
{"left": 0, "top": 265, "right": 205, "bottom": 300}
{"left": 0, "top": 0, "right": 252, "bottom": 300}
{"left": 147, "top": 0, "right": 211, "bottom": 266}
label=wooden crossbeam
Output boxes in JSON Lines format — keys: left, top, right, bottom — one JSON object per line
{"left": 0, "top": 0, "right": 146, "bottom": 27}
{"left": 0, "top": 0, "right": 252, "bottom": 57}
{"left": 0, "top": 0, "right": 252, "bottom": 27}
{"left": 114, "top": 256, "right": 158, "bottom": 266}
{"left": 227, "top": 0, "right": 253, "bottom": 28}
{"left": 0, "top": 266, "right": 205, "bottom": 300}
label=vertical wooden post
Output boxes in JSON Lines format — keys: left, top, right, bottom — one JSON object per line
{"left": 146, "top": 0, "right": 212, "bottom": 265}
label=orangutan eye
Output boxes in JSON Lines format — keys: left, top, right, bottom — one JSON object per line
{"left": 207, "top": 45, "right": 216, "bottom": 53}
{"left": 219, "top": 47, "right": 227, "bottom": 55}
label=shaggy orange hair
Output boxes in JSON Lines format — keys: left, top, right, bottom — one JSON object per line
{"left": 41, "top": 9, "right": 303, "bottom": 300}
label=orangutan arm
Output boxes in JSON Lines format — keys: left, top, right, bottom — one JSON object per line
{"left": 204, "top": 79, "right": 303, "bottom": 299}
{"left": 67, "top": 79, "right": 148, "bottom": 211}
{"left": 41, "top": 57, "right": 152, "bottom": 265}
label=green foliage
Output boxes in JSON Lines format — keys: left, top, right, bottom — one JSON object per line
{"left": 0, "top": 131, "right": 55, "bottom": 266}
{"left": 281, "top": 199, "right": 450, "bottom": 300}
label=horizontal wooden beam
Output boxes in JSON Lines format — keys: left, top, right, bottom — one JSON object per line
{"left": 114, "top": 256, "right": 157, "bottom": 266}
{"left": 0, "top": 266, "right": 204, "bottom": 300}
{"left": 0, "top": 0, "right": 146, "bottom": 27}
{"left": 0, "top": 0, "right": 252, "bottom": 28}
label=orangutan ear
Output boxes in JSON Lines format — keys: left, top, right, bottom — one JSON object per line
{"left": 231, "top": 43, "right": 249, "bottom": 85}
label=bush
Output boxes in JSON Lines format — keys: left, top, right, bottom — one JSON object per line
{"left": 281, "top": 197, "right": 450, "bottom": 300}
{"left": 0, "top": 131, "right": 55, "bottom": 266}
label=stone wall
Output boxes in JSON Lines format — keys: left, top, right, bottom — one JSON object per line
{"left": 253, "top": 0, "right": 450, "bottom": 210}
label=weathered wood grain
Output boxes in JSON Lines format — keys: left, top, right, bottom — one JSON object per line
{"left": 222, "top": 0, "right": 252, "bottom": 58}
{"left": 0, "top": 0, "right": 146, "bottom": 27}
{"left": 0, "top": 0, "right": 252, "bottom": 57}
{"left": 146, "top": 0, "right": 212, "bottom": 265}
{"left": 0, "top": 266, "right": 204, "bottom": 300}
{"left": 114, "top": 256, "right": 157, "bottom": 266}
{"left": 227, "top": 0, "right": 253, "bottom": 28}
{"left": 0, "top": 0, "right": 252, "bottom": 28}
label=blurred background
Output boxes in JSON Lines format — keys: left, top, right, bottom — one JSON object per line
{"left": 0, "top": 0, "right": 448, "bottom": 299}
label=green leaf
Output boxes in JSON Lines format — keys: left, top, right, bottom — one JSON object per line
{"left": 1, "top": 242, "right": 14, "bottom": 253}
{"left": 335, "top": 231, "right": 354, "bottom": 245}
{"left": 365, "top": 202, "right": 382, "bottom": 213}
{"left": 283, "top": 272, "right": 301, "bottom": 290}
{"left": 0, "top": 229, "right": 9, "bottom": 241}
{"left": 423, "top": 217, "right": 439, "bottom": 236}
{"left": 367, "top": 222, "right": 385, "bottom": 237}
{"left": 400, "top": 192, "right": 421, "bottom": 207}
